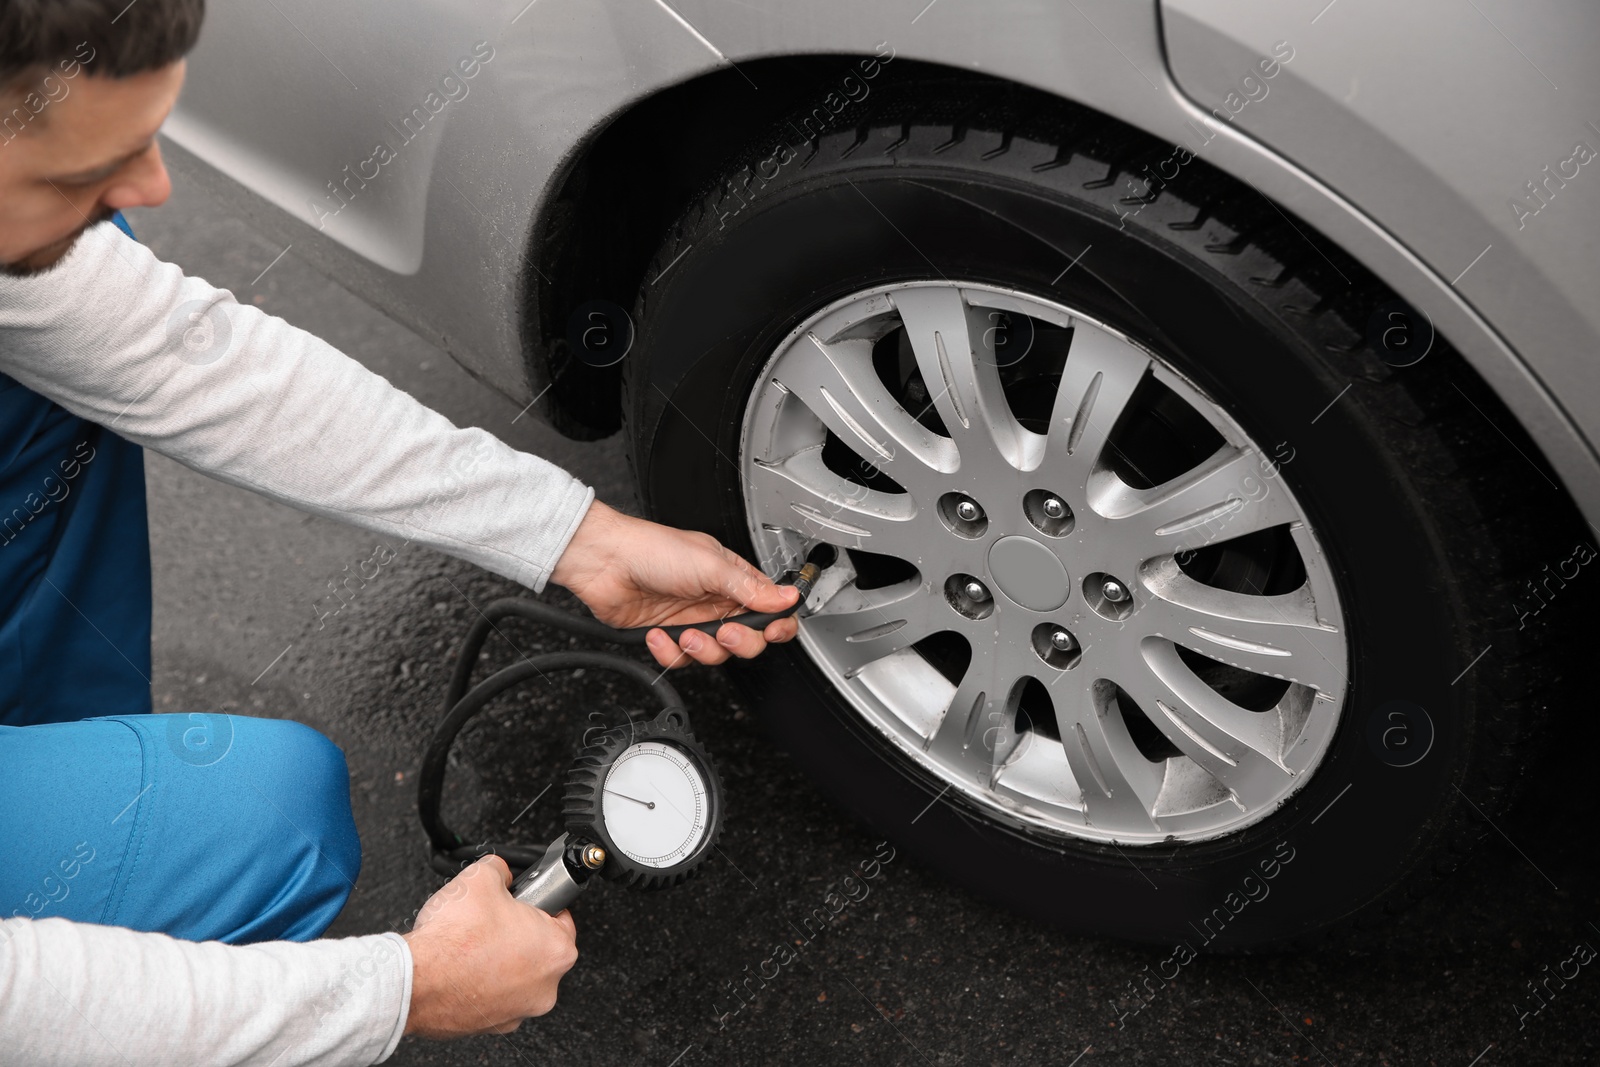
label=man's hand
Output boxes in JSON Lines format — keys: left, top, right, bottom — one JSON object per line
{"left": 402, "top": 856, "right": 579, "bottom": 1038}
{"left": 551, "top": 500, "right": 802, "bottom": 669}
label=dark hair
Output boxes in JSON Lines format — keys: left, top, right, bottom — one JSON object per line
{"left": 0, "top": 0, "right": 205, "bottom": 87}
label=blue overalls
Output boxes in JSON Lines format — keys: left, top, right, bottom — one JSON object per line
{"left": 0, "top": 216, "right": 360, "bottom": 942}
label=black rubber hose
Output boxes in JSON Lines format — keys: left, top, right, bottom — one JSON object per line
{"left": 419, "top": 543, "right": 835, "bottom": 877}
{"left": 419, "top": 651, "right": 685, "bottom": 874}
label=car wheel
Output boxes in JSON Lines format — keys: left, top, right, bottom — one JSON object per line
{"left": 619, "top": 81, "right": 1581, "bottom": 949}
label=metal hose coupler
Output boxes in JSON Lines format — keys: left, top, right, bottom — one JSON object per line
{"left": 793, "top": 561, "right": 822, "bottom": 600}
{"left": 789, "top": 543, "right": 836, "bottom": 617}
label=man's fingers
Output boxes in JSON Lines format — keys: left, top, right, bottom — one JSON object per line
{"left": 720, "top": 549, "right": 801, "bottom": 611}
{"left": 762, "top": 618, "right": 798, "bottom": 643}
{"left": 678, "top": 627, "right": 730, "bottom": 666}
{"left": 645, "top": 629, "right": 689, "bottom": 670}
{"left": 647, "top": 613, "right": 801, "bottom": 664}
{"left": 550, "top": 909, "right": 577, "bottom": 940}
{"left": 645, "top": 628, "right": 727, "bottom": 668}
{"left": 476, "top": 853, "right": 513, "bottom": 889}
{"left": 715, "top": 622, "right": 750, "bottom": 657}
{"left": 717, "top": 622, "right": 785, "bottom": 660}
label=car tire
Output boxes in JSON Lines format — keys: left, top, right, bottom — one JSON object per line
{"left": 618, "top": 78, "right": 1584, "bottom": 950}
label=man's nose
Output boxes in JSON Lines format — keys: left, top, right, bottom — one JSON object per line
{"left": 101, "top": 142, "right": 172, "bottom": 211}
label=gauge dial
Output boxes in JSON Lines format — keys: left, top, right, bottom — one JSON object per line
{"left": 600, "top": 741, "right": 710, "bottom": 869}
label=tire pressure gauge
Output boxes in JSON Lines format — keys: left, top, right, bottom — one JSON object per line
{"left": 510, "top": 705, "right": 724, "bottom": 911}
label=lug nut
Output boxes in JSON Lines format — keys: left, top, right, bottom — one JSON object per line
{"left": 956, "top": 500, "right": 982, "bottom": 522}
{"left": 1050, "top": 629, "right": 1075, "bottom": 652}
{"left": 1101, "top": 578, "right": 1130, "bottom": 603}
{"left": 964, "top": 580, "right": 991, "bottom": 602}
{"left": 1042, "top": 497, "right": 1066, "bottom": 519}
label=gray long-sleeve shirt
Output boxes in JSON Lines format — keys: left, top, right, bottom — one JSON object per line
{"left": 0, "top": 919, "right": 413, "bottom": 1065}
{"left": 0, "top": 220, "right": 599, "bottom": 1064}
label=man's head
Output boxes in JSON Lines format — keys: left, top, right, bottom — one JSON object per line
{"left": 0, "top": 0, "right": 204, "bottom": 275}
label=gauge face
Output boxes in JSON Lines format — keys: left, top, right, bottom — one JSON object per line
{"left": 601, "top": 740, "right": 711, "bottom": 869}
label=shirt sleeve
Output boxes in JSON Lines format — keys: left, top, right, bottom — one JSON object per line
{"left": 0, "top": 221, "right": 595, "bottom": 595}
{"left": 0, "top": 916, "right": 412, "bottom": 1067}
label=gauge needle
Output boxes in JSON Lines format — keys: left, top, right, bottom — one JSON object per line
{"left": 605, "top": 788, "right": 655, "bottom": 810}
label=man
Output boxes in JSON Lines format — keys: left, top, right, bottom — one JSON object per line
{"left": 0, "top": 2, "right": 801, "bottom": 1063}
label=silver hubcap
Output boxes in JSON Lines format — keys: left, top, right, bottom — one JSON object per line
{"left": 738, "top": 281, "right": 1347, "bottom": 844}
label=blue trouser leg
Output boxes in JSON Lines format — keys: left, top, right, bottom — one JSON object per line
{"left": 0, "top": 367, "right": 361, "bottom": 942}
{"left": 0, "top": 713, "right": 361, "bottom": 941}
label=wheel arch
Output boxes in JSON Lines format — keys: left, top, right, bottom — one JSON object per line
{"left": 525, "top": 55, "right": 1021, "bottom": 441}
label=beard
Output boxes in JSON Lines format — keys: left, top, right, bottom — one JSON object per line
{"left": 0, "top": 206, "right": 117, "bottom": 278}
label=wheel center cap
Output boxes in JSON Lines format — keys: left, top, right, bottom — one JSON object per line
{"left": 987, "top": 535, "right": 1070, "bottom": 612}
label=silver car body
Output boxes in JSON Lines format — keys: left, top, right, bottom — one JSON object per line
{"left": 162, "top": 0, "right": 1600, "bottom": 530}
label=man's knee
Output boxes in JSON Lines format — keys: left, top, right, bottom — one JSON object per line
{"left": 236, "top": 718, "right": 362, "bottom": 933}
{"left": 119, "top": 714, "right": 363, "bottom": 942}
{"left": 267, "top": 720, "right": 359, "bottom": 847}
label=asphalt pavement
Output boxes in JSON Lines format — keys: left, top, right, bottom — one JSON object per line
{"left": 122, "top": 170, "right": 1600, "bottom": 1067}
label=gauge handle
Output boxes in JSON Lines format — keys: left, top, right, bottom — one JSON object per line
{"left": 510, "top": 833, "right": 588, "bottom": 913}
